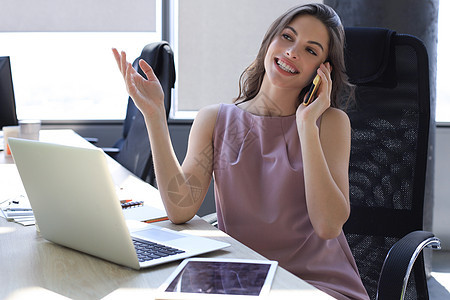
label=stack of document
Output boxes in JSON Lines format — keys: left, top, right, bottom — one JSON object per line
{"left": 1, "top": 207, "right": 35, "bottom": 226}
{"left": 0, "top": 195, "right": 35, "bottom": 226}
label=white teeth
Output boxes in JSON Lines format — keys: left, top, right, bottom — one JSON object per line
{"left": 276, "top": 59, "right": 297, "bottom": 74}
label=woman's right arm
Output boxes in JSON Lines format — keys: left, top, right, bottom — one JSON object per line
{"left": 112, "top": 49, "right": 218, "bottom": 224}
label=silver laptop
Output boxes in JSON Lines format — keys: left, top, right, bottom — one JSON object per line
{"left": 9, "top": 138, "right": 229, "bottom": 270}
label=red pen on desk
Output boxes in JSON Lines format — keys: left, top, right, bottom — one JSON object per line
{"left": 144, "top": 217, "right": 169, "bottom": 223}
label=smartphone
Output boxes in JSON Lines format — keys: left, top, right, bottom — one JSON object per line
{"left": 303, "top": 74, "right": 321, "bottom": 106}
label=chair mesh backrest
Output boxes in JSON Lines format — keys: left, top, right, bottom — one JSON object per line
{"left": 343, "top": 28, "right": 430, "bottom": 299}
{"left": 114, "top": 42, "right": 176, "bottom": 186}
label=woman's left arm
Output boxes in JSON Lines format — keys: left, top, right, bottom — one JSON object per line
{"left": 297, "top": 63, "right": 351, "bottom": 240}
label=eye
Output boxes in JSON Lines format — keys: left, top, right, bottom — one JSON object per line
{"left": 307, "top": 48, "right": 318, "bottom": 56}
{"left": 282, "top": 33, "right": 293, "bottom": 41}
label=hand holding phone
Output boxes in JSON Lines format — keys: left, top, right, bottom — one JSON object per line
{"left": 303, "top": 74, "right": 321, "bottom": 106}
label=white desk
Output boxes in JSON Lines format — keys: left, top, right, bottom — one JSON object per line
{"left": 0, "top": 130, "right": 331, "bottom": 299}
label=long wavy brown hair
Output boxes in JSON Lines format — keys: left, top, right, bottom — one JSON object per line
{"left": 234, "top": 3, "right": 353, "bottom": 109}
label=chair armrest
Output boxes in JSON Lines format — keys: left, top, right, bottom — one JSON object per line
{"left": 202, "top": 212, "right": 218, "bottom": 228}
{"left": 102, "top": 147, "right": 120, "bottom": 156}
{"left": 82, "top": 137, "right": 119, "bottom": 156}
{"left": 84, "top": 137, "right": 99, "bottom": 144}
{"left": 377, "top": 231, "right": 441, "bottom": 300}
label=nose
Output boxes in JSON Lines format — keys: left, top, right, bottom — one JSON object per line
{"left": 285, "top": 46, "right": 298, "bottom": 59}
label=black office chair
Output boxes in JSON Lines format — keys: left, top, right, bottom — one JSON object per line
{"left": 343, "top": 27, "right": 441, "bottom": 300}
{"left": 106, "top": 42, "right": 175, "bottom": 186}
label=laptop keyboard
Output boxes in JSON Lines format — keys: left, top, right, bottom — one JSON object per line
{"left": 132, "top": 238, "right": 185, "bottom": 263}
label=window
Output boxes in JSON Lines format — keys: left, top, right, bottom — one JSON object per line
{"left": 0, "top": 0, "right": 161, "bottom": 120}
{"left": 437, "top": 0, "right": 450, "bottom": 123}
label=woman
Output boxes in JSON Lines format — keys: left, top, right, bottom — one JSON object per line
{"left": 113, "top": 3, "right": 369, "bottom": 299}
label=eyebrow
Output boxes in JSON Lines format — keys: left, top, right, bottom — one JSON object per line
{"left": 285, "top": 26, "right": 325, "bottom": 52}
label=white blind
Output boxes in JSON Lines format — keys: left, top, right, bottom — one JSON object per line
{"left": 0, "top": 0, "right": 157, "bottom": 32}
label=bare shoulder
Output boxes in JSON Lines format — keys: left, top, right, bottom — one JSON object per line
{"left": 190, "top": 104, "right": 221, "bottom": 139}
{"left": 195, "top": 104, "right": 221, "bottom": 124}
{"left": 319, "top": 107, "right": 351, "bottom": 149}
{"left": 322, "top": 107, "right": 350, "bottom": 127}
{"left": 321, "top": 107, "right": 350, "bottom": 134}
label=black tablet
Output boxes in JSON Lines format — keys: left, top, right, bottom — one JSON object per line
{"left": 156, "top": 258, "right": 278, "bottom": 299}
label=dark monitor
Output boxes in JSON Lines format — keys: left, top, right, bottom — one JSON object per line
{"left": 0, "top": 56, "right": 18, "bottom": 129}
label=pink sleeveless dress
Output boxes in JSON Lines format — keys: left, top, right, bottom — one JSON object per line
{"left": 212, "top": 103, "right": 369, "bottom": 300}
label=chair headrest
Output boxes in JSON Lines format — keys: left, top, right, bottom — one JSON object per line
{"left": 344, "top": 27, "right": 397, "bottom": 87}
{"left": 133, "top": 41, "right": 176, "bottom": 88}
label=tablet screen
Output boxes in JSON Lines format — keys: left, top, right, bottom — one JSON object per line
{"left": 161, "top": 258, "right": 278, "bottom": 297}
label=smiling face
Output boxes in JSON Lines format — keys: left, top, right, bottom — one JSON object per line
{"left": 263, "top": 15, "right": 330, "bottom": 92}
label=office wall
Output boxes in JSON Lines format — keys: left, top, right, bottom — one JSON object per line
{"left": 434, "top": 127, "right": 450, "bottom": 249}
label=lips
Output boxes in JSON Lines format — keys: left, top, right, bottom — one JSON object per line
{"left": 275, "top": 57, "right": 299, "bottom": 75}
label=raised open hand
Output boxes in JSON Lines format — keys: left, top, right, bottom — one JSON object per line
{"left": 112, "top": 48, "right": 165, "bottom": 119}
